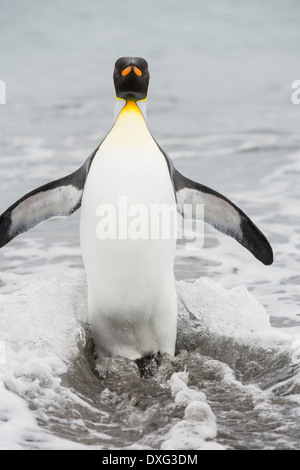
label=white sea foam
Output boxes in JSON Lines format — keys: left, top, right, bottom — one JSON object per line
{"left": 176, "top": 277, "right": 290, "bottom": 347}
{"left": 161, "top": 371, "right": 219, "bottom": 450}
{"left": 0, "top": 269, "right": 298, "bottom": 449}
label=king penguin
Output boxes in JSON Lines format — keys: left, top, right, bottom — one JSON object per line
{"left": 0, "top": 57, "right": 273, "bottom": 361}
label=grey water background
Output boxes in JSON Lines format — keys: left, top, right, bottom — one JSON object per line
{"left": 0, "top": 0, "right": 300, "bottom": 450}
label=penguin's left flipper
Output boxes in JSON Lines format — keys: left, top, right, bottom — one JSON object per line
{"left": 0, "top": 151, "right": 97, "bottom": 249}
{"left": 172, "top": 167, "right": 273, "bottom": 265}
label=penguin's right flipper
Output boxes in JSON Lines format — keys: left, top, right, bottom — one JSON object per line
{"left": 159, "top": 146, "right": 273, "bottom": 266}
{"left": 0, "top": 150, "right": 97, "bottom": 249}
{"left": 172, "top": 168, "right": 273, "bottom": 266}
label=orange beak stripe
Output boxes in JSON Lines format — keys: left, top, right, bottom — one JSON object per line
{"left": 121, "top": 66, "right": 132, "bottom": 77}
{"left": 133, "top": 66, "right": 142, "bottom": 77}
{"left": 121, "top": 65, "right": 143, "bottom": 77}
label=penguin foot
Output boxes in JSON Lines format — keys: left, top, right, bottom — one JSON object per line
{"left": 135, "top": 353, "right": 161, "bottom": 378}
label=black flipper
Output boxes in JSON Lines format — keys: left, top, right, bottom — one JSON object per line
{"left": 162, "top": 149, "right": 273, "bottom": 265}
{"left": 0, "top": 148, "right": 98, "bottom": 249}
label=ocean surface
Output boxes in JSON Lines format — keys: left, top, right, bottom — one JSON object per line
{"left": 0, "top": 0, "right": 300, "bottom": 450}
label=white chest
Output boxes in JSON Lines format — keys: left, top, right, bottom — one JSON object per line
{"left": 79, "top": 102, "right": 178, "bottom": 359}
{"left": 86, "top": 105, "right": 174, "bottom": 207}
{"left": 80, "top": 102, "right": 176, "bottom": 282}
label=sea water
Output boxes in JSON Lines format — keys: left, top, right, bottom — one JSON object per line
{"left": 0, "top": 0, "right": 300, "bottom": 450}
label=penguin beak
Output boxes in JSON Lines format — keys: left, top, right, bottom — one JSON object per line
{"left": 121, "top": 65, "right": 143, "bottom": 77}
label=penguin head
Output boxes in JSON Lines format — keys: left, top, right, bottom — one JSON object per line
{"left": 113, "top": 57, "right": 150, "bottom": 101}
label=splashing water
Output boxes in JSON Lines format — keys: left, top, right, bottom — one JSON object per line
{"left": 0, "top": 269, "right": 299, "bottom": 450}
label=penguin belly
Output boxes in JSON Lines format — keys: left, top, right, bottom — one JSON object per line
{"left": 80, "top": 104, "right": 177, "bottom": 360}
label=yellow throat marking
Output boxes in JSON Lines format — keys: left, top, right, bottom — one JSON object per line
{"left": 115, "top": 100, "right": 147, "bottom": 130}
{"left": 120, "top": 100, "right": 144, "bottom": 117}
{"left": 105, "top": 100, "right": 152, "bottom": 152}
